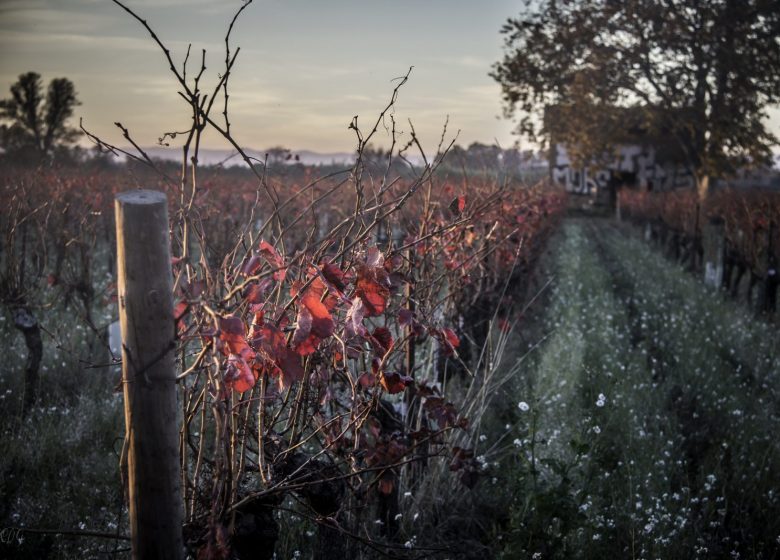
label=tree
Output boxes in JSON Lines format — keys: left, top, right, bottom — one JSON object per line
{"left": 491, "top": 0, "right": 780, "bottom": 198}
{"left": 0, "top": 71, "right": 80, "bottom": 159}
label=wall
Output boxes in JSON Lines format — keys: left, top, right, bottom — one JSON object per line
{"left": 551, "top": 144, "right": 694, "bottom": 195}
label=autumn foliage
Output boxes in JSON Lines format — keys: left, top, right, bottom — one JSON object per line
{"left": 0, "top": 2, "right": 568, "bottom": 551}
{"left": 619, "top": 187, "right": 779, "bottom": 280}
{"left": 0, "top": 155, "right": 565, "bottom": 555}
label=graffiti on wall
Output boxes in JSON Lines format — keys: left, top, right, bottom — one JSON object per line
{"left": 552, "top": 144, "right": 694, "bottom": 195}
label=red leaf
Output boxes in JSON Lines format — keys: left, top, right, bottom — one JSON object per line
{"left": 249, "top": 310, "right": 265, "bottom": 337}
{"left": 251, "top": 323, "right": 287, "bottom": 362}
{"left": 224, "top": 354, "right": 257, "bottom": 393}
{"left": 370, "top": 327, "right": 394, "bottom": 355}
{"left": 292, "top": 282, "right": 336, "bottom": 355}
{"left": 241, "top": 254, "right": 263, "bottom": 276}
{"left": 433, "top": 327, "right": 459, "bottom": 356}
{"left": 258, "top": 240, "right": 286, "bottom": 281}
{"left": 292, "top": 306, "right": 319, "bottom": 356}
{"left": 218, "top": 316, "right": 254, "bottom": 361}
{"left": 276, "top": 347, "right": 304, "bottom": 389}
{"left": 424, "top": 396, "right": 458, "bottom": 427}
{"left": 442, "top": 328, "right": 459, "bottom": 349}
{"left": 250, "top": 321, "right": 304, "bottom": 390}
{"left": 380, "top": 371, "right": 413, "bottom": 394}
{"left": 321, "top": 261, "right": 348, "bottom": 293}
{"left": 243, "top": 278, "right": 272, "bottom": 304}
{"left": 449, "top": 195, "right": 466, "bottom": 216}
{"left": 304, "top": 294, "right": 334, "bottom": 335}
{"left": 306, "top": 276, "right": 340, "bottom": 311}
{"left": 356, "top": 264, "right": 390, "bottom": 316}
{"left": 174, "top": 300, "right": 189, "bottom": 333}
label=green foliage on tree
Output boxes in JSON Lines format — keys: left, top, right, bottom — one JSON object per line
{"left": 491, "top": 0, "right": 780, "bottom": 197}
{"left": 0, "top": 72, "right": 81, "bottom": 161}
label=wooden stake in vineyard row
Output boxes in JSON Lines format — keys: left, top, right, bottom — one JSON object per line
{"left": 115, "top": 190, "right": 183, "bottom": 560}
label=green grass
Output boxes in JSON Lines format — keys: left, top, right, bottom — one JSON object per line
{"left": 499, "top": 220, "right": 780, "bottom": 560}
{"left": 0, "top": 278, "right": 127, "bottom": 559}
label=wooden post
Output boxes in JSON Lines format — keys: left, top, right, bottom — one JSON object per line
{"left": 644, "top": 222, "right": 652, "bottom": 243}
{"left": 703, "top": 217, "right": 725, "bottom": 289}
{"left": 760, "top": 221, "right": 777, "bottom": 314}
{"left": 13, "top": 306, "right": 42, "bottom": 415}
{"left": 115, "top": 191, "right": 183, "bottom": 560}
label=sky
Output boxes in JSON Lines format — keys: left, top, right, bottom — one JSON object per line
{"left": 0, "top": 0, "right": 524, "bottom": 154}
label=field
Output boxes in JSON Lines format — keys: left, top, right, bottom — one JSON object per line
{"left": 3, "top": 0, "right": 780, "bottom": 557}
{"left": 0, "top": 158, "right": 567, "bottom": 558}
{"left": 499, "top": 219, "right": 779, "bottom": 559}
{"left": 1, "top": 149, "right": 779, "bottom": 559}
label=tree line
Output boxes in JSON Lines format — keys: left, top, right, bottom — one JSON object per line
{"left": 0, "top": 72, "right": 81, "bottom": 163}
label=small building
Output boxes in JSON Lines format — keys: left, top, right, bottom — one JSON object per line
{"left": 545, "top": 104, "right": 695, "bottom": 203}
{"left": 551, "top": 143, "right": 695, "bottom": 197}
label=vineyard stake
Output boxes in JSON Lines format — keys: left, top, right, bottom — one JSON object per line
{"left": 762, "top": 221, "right": 777, "bottom": 314}
{"left": 115, "top": 190, "right": 183, "bottom": 559}
{"left": 703, "top": 216, "right": 725, "bottom": 289}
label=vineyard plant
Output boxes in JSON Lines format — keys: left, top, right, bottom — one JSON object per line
{"left": 618, "top": 188, "right": 779, "bottom": 313}
{"left": 0, "top": 5, "right": 567, "bottom": 553}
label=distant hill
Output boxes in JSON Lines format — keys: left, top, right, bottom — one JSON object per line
{"left": 137, "top": 146, "right": 357, "bottom": 167}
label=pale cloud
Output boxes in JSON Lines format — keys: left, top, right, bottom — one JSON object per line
{"left": 0, "top": 30, "right": 158, "bottom": 53}
{"left": 425, "top": 55, "right": 491, "bottom": 69}
{"left": 0, "top": 0, "right": 524, "bottom": 152}
{"left": 0, "top": 6, "right": 116, "bottom": 34}
{"left": 217, "top": 90, "right": 285, "bottom": 112}
{"left": 460, "top": 84, "right": 504, "bottom": 100}
{"left": 344, "top": 94, "right": 371, "bottom": 102}
{"left": 115, "top": 0, "right": 232, "bottom": 8}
